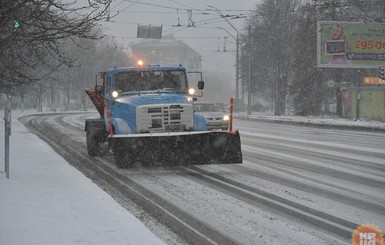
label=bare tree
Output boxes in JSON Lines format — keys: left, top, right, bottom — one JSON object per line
{"left": 241, "top": 0, "right": 384, "bottom": 116}
{"left": 0, "top": 0, "right": 111, "bottom": 90}
{"left": 49, "top": 37, "right": 131, "bottom": 111}
{"left": 240, "top": 0, "right": 301, "bottom": 115}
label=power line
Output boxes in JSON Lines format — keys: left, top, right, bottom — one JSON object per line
{"left": 164, "top": 0, "right": 195, "bottom": 12}
{"left": 110, "top": 0, "right": 126, "bottom": 11}
{"left": 108, "top": 34, "right": 231, "bottom": 39}
{"left": 120, "top": 0, "right": 252, "bottom": 12}
{"left": 120, "top": 0, "right": 143, "bottom": 13}
{"left": 111, "top": 0, "right": 384, "bottom": 21}
{"left": 110, "top": 10, "right": 215, "bottom": 16}
{"left": 120, "top": 0, "right": 190, "bottom": 11}
{"left": 105, "top": 15, "right": 243, "bottom": 31}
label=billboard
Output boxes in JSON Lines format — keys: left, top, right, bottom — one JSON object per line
{"left": 317, "top": 21, "right": 385, "bottom": 69}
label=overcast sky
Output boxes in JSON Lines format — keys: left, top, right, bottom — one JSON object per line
{"left": 100, "top": 0, "right": 259, "bottom": 79}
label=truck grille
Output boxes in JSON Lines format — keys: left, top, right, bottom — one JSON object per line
{"left": 136, "top": 104, "right": 193, "bottom": 133}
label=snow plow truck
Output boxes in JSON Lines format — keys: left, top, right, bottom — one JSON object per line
{"left": 85, "top": 64, "right": 242, "bottom": 168}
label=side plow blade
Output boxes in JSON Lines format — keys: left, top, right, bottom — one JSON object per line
{"left": 109, "top": 131, "right": 242, "bottom": 168}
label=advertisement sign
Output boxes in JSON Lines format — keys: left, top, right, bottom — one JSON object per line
{"left": 317, "top": 21, "right": 385, "bottom": 69}
{"left": 363, "top": 77, "right": 385, "bottom": 85}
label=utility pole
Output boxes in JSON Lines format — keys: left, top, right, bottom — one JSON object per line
{"left": 208, "top": 5, "right": 240, "bottom": 112}
{"left": 274, "top": 8, "right": 283, "bottom": 116}
{"left": 247, "top": 25, "right": 252, "bottom": 115}
{"left": 241, "top": 48, "right": 245, "bottom": 111}
{"left": 4, "top": 94, "right": 11, "bottom": 179}
{"left": 236, "top": 33, "right": 239, "bottom": 112}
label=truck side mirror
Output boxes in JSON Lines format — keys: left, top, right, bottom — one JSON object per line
{"left": 95, "top": 85, "right": 103, "bottom": 93}
{"left": 198, "top": 81, "right": 204, "bottom": 90}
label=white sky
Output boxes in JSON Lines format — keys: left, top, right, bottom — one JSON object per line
{"left": 101, "top": 0, "right": 259, "bottom": 76}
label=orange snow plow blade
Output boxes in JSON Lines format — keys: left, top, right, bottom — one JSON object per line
{"left": 85, "top": 88, "right": 104, "bottom": 118}
{"left": 109, "top": 130, "right": 242, "bottom": 168}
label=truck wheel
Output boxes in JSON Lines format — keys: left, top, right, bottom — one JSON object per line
{"left": 85, "top": 119, "right": 107, "bottom": 157}
{"left": 86, "top": 127, "right": 101, "bottom": 156}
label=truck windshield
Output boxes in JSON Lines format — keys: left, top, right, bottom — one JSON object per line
{"left": 115, "top": 70, "right": 187, "bottom": 93}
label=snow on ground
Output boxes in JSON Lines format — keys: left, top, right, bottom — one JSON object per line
{"left": 0, "top": 112, "right": 165, "bottom": 245}
{"left": 1, "top": 109, "right": 384, "bottom": 245}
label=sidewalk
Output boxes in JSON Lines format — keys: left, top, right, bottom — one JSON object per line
{"left": 0, "top": 113, "right": 165, "bottom": 245}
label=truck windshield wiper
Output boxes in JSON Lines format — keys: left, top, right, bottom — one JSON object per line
{"left": 121, "top": 91, "right": 141, "bottom": 95}
{"left": 161, "top": 88, "right": 176, "bottom": 91}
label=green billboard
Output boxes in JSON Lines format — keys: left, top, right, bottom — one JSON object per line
{"left": 317, "top": 21, "right": 385, "bottom": 69}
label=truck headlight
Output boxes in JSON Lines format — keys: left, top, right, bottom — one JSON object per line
{"left": 223, "top": 115, "right": 229, "bottom": 121}
{"left": 112, "top": 91, "right": 119, "bottom": 98}
{"left": 188, "top": 88, "right": 195, "bottom": 95}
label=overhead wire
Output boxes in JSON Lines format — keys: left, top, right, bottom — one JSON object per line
{"left": 164, "top": 0, "right": 195, "bottom": 12}
{"left": 105, "top": 0, "right": 384, "bottom": 49}
{"left": 109, "top": 0, "right": 252, "bottom": 35}
{"left": 120, "top": 0, "right": 252, "bottom": 12}
{"left": 110, "top": 0, "right": 125, "bottom": 11}
{"left": 119, "top": 0, "right": 143, "bottom": 13}
{"left": 111, "top": 35, "right": 230, "bottom": 39}
{"left": 111, "top": 0, "right": 384, "bottom": 20}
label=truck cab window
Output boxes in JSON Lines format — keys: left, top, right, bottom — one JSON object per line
{"left": 115, "top": 71, "right": 187, "bottom": 93}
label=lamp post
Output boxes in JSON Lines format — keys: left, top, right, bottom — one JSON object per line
{"left": 208, "top": 5, "right": 240, "bottom": 112}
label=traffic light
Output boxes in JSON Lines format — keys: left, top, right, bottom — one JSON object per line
{"left": 13, "top": 20, "right": 21, "bottom": 29}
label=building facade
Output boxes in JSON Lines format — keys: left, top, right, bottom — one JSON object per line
{"left": 129, "top": 36, "right": 201, "bottom": 71}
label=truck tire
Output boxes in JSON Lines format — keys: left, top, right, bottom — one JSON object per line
{"left": 86, "top": 128, "right": 100, "bottom": 156}
{"left": 85, "top": 119, "right": 107, "bottom": 157}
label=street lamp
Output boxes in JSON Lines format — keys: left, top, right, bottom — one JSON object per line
{"left": 208, "top": 5, "right": 240, "bottom": 112}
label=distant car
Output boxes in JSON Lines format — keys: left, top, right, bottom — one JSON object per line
{"left": 194, "top": 102, "right": 229, "bottom": 130}
{"left": 215, "top": 102, "right": 228, "bottom": 113}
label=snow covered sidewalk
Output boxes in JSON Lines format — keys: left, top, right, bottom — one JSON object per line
{"left": 0, "top": 115, "right": 165, "bottom": 245}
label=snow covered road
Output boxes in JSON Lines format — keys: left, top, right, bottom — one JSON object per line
{"left": 19, "top": 112, "right": 385, "bottom": 244}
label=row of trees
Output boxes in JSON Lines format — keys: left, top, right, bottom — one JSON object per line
{"left": 239, "top": 0, "right": 385, "bottom": 116}
{"left": 0, "top": 0, "right": 132, "bottom": 111}
{"left": 32, "top": 38, "right": 131, "bottom": 112}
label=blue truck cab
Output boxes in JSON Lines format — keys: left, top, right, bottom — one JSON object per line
{"left": 103, "top": 66, "right": 207, "bottom": 135}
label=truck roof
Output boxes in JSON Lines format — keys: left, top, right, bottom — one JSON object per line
{"left": 106, "top": 65, "right": 186, "bottom": 75}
